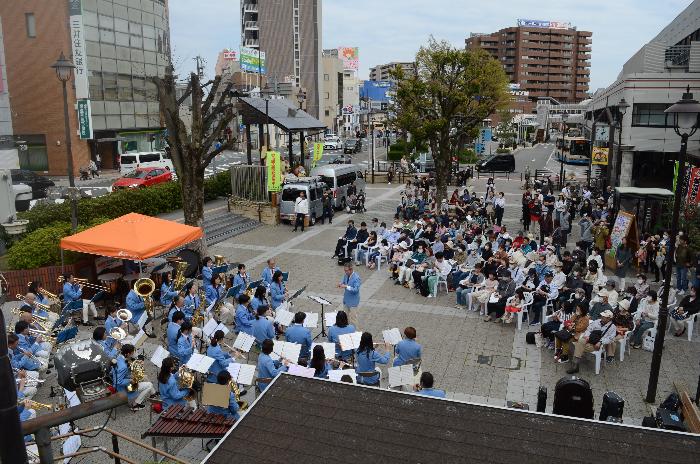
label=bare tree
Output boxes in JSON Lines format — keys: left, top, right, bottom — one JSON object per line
{"left": 152, "top": 67, "right": 236, "bottom": 254}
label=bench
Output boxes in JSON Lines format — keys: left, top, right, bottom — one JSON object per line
{"left": 674, "top": 381, "right": 700, "bottom": 434}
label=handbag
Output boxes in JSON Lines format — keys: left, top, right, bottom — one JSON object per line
{"left": 588, "top": 322, "right": 612, "bottom": 345}
{"left": 643, "top": 331, "right": 656, "bottom": 352}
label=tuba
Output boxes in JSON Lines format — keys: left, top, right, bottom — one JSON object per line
{"left": 230, "top": 380, "right": 249, "bottom": 410}
{"left": 191, "top": 286, "right": 206, "bottom": 326}
{"left": 134, "top": 278, "right": 156, "bottom": 318}
{"left": 126, "top": 359, "right": 146, "bottom": 392}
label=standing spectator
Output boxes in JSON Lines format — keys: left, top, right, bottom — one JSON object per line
{"left": 494, "top": 192, "right": 505, "bottom": 227}
{"left": 578, "top": 214, "right": 594, "bottom": 255}
{"left": 675, "top": 235, "right": 692, "bottom": 293}
{"left": 592, "top": 219, "right": 609, "bottom": 253}
{"left": 321, "top": 191, "right": 334, "bottom": 225}
{"left": 292, "top": 191, "right": 309, "bottom": 232}
{"left": 522, "top": 188, "right": 532, "bottom": 231}
{"left": 95, "top": 153, "right": 102, "bottom": 171}
{"left": 615, "top": 238, "right": 633, "bottom": 290}
{"left": 89, "top": 159, "right": 99, "bottom": 178}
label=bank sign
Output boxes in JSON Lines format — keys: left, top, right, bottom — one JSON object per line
{"left": 77, "top": 99, "right": 92, "bottom": 139}
{"left": 69, "top": 0, "right": 89, "bottom": 99}
{"left": 517, "top": 19, "right": 571, "bottom": 29}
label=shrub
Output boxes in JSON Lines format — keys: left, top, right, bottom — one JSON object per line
{"left": 496, "top": 147, "right": 512, "bottom": 154}
{"left": 204, "top": 171, "right": 232, "bottom": 201}
{"left": 388, "top": 141, "right": 407, "bottom": 161}
{"left": 458, "top": 149, "right": 478, "bottom": 164}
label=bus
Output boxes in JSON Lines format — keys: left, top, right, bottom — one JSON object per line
{"left": 556, "top": 136, "right": 590, "bottom": 165}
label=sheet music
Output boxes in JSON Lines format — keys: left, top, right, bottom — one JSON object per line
{"left": 328, "top": 369, "right": 357, "bottom": 383}
{"left": 232, "top": 332, "right": 255, "bottom": 353}
{"left": 324, "top": 311, "right": 338, "bottom": 328}
{"left": 136, "top": 311, "right": 148, "bottom": 329}
{"left": 203, "top": 320, "right": 229, "bottom": 339}
{"left": 288, "top": 363, "right": 316, "bottom": 378}
{"left": 126, "top": 330, "right": 147, "bottom": 347}
{"left": 271, "top": 340, "right": 302, "bottom": 362}
{"left": 226, "top": 362, "right": 256, "bottom": 385}
{"left": 382, "top": 328, "right": 402, "bottom": 345}
{"left": 186, "top": 353, "right": 216, "bottom": 373}
{"left": 308, "top": 295, "right": 333, "bottom": 306}
{"left": 63, "top": 435, "right": 81, "bottom": 463}
{"left": 311, "top": 342, "right": 337, "bottom": 358}
{"left": 388, "top": 364, "right": 415, "bottom": 387}
{"left": 150, "top": 346, "right": 170, "bottom": 368}
{"left": 274, "top": 309, "right": 294, "bottom": 326}
{"left": 303, "top": 312, "right": 318, "bottom": 328}
{"left": 338, "top": 331, "right": 363, "bottom": 351}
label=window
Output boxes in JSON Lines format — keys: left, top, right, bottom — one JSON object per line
{"left": 324, "top": 74, "right": 329, "bottom": 81}
{"left": 325, "top": 110, "right": 330, "bottom": 116}
{"left": 25, "top": 13, "right": 36, "bottom": 38}
{"left": 632, "top": 103, "right": 670, "bottom": 127}
{"left": 324, "top": 92, "right": 330, "bottom": 99}
{"left": 139, "top": 153, "right": 160, "bottom": 163}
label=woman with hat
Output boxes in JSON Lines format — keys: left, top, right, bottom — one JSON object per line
{"left": 630, "top": 290, "right": 659, "bottom": 349}
{"left": 610, "top": 298, "right": 635, "bottom": 360}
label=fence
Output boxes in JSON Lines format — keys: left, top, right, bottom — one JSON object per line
{"left": 230, "top": 165, "right": 268, "bottom": 202}
{"left": 0, "top": 260, "right": 95, "bottom": 302}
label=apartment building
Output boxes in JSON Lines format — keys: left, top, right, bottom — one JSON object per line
{"left": 321, "top": 49, "right": 343, "bottom": 132}
{"left": 369, "top": 61, "right": 414, "bottom": 82}
{"left": 466, "top": 20, "right": 591, "bottom": 113}
{"left": 240, "top": 0, "right": 322, "bottom": 119}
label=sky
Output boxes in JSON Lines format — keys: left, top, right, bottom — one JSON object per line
{"left": 169, "top": 0, "right": 694, "bottom": 91}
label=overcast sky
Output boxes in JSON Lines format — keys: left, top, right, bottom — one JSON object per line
{"left": 169, "top": 0, "right": 693, "bottom": 91}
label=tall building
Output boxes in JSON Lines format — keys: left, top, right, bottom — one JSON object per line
{"left": 466, "top": 20, "right": 591, "bottom": 113}
{"left": 321, "top": 49, "right": 343, "bottom": 133}
{"left": 369, "top": 61, "right": 414, "bottom": 82}
{"left": 240, "top": 0, "right": 322, "bottom": 119}
{"left": 0, "top": 0, "right": 170, "bottom": 175}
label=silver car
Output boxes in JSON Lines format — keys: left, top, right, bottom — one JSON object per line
{"left": 279, "top": 177, "right": 326, "bottom": 226}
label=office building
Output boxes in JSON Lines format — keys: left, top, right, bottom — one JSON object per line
{"left": 0, "top": 0, "right": 170, "bottom": 175}
{"left": 586, "top": 0, "right": 700, "bottom": 190}
{"left": 321, "top": 49, "right": 343, "bottom": 132}
{"left": 240, "top": 0, "right": 322, "bottom": 119}
{"left": 369, "top": 61, "right": 414, "bottom": 82}
{"left": 466, "top": 20, "right": 591, "bottom": 113}
{"left": 342, "top": 69, "right": 360, "bottom": 135}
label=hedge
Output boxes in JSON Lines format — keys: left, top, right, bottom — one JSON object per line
{"left": 388, "top": 141, "right": 407, "bottom": 161}
{"left": 458, "top": 149, "right": 478, "bottom": 164}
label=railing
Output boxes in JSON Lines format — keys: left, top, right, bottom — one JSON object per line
{"left": 665, "top": 44, "right": 691, "bottom": 68}
{"left": 244, "top": 21, "right": 259, "bottom": 29}
{"left": 243, "top": 38, "right": 259, "bottom": 47}
{"left": 242, "top": 3, "right": 258, "bottom": 12}
{"left": 230, "top": 165, "right": 268, "bottom": 202}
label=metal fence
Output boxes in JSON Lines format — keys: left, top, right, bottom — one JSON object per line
{"left": 230, "top": 165, "right": 268, "bottom": 202}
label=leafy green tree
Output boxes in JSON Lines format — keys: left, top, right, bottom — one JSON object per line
{"left": 391, "top": 39, "right": 510, "bottom": 200}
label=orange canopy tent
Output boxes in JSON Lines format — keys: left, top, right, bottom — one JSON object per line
{"left": 60, "top": 213, "right": 203, "bottom": 260}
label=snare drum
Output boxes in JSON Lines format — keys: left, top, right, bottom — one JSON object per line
{"left": 99, "top": 272, "right": 123, "bottom": 294}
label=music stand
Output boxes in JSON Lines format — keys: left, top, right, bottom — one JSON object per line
{"left": 56, "top": 326, "right": 79, "bottom": 344}
{"left": 226, "top": 284, "right": 242, "bottom": 299}
{"left": 308, "top": 295, "right": 332, "bottom": 339}
{"left": 248, "top": 279, "right": 263, "bottom": 291}
{"left": 289, "top": 285, "right": 307, "bottom": 303}
{"left": 60, "top": 300, "right": 84, "bottom": 326}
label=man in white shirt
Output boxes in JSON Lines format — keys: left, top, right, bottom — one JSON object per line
{"left": 426, "top": 252, "right": 452, "bottom": 299}
{"left": 292, "top": 191, "right": 309, "bottom": 232}
{"left": 567, "top": 310, "right": 617, "bottom": 374}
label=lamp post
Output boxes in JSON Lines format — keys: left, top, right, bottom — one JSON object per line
{"left": 558, "top": 113, "right": 568, "bottom": 190}
{"left": 614, "top": 98, "right": 630, "bottom": 186}
{"left": 51, "top": 52, "right": 78, "bottom": 232}
{"left": 645, "top": 87, "right": 700, "bottom": 403}
{"left": 297, "top": 88, "right": 307, "bottom": 167}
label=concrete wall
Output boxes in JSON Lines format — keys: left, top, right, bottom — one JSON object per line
{"left": 0, "top": 20, "right": 12, "bottom": 137}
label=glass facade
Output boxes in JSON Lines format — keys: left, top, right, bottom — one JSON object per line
{"left": 81, "top": 0, "right": 170, "bottom": 133}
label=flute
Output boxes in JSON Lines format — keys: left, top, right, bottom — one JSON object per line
{"left": 221, "top": 342, "right": 245, "bottom": 359}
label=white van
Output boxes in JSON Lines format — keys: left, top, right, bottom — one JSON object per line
{"left": 310, "top": 164, "right": 366, "bottom": 209}
{"left": 119, "top": 151, "right": 173, "bottom": 174}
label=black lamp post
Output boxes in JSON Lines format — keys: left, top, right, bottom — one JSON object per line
{"left": 558, "top": 113, "right": 568, "bottom": 190}
{"left": 614, "top": 98, "right": 630, "bottom": 186}
{"left": 51, "top": 52, "right": 78, "bottom": 232}
{"left": 261, "top": 83, "right": 273, "bottom": 149}
{"left": 645, "top": 87, "right": 700, "bottom": 404}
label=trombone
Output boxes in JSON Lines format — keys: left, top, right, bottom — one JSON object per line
{"left": 57, "top": 276, "right": 109, "bottom": 292}
{"left": 27, "top": 283, "right": 60, "bottom": 303}
{"left": 18, "top": 399, "right": 54, "bottom": 411}
{"left": 12, "top": 307, "right": 53, "bottom": 333}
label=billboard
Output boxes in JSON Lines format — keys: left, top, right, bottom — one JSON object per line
{"left": 77, "top": 99, "right": 92, "bottom": 139}
{"left": 222, "top": 49, "right": 237, "bottom": 60}
{"left": 69, "top": 0, "right": 89, "bottom": 99}
{"left": 517, "top": 19, "right": 571, "bottom": 29}
{"left": 337, "top": 47, "right": 359, "bottom": 70}
{"left": 240, "top": 46, "right": 266, "bottom": 74}
{"left": 591, "top": 147, "right": 609, "bottom": 165}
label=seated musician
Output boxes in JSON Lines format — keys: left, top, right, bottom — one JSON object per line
{"left": 234, "top": 294, "right": 255, "bottom": 335}
{"left": 168, "top": 310, "right": 185, "bottom": 356}
{"left": 285, "top": 312, "right": 312, "bottom": 363}
{"left": 269, "top": 271, "right": 288, "bottom": 310}
{"left": 256, "top": 339, "right": 289, "bottom": 392}
{"left": 105, "top": 305, "right": 125, "bottom": 334}
{"left": 14, "top": 320, "right": 50, "bottom": 360}
{"left": 93, "top": 326, "right": 119, "bottom": 358}
{"left": 252, "top": 305, "right": 275, "bottom": 347}
{"left": 414, "top": 372, "right": 446, "bottom": 398}
{"left": 260, "top": 258, "right": 281, "bottom": 287}
{"left": 201, "top": 257, "right": 214, "bottom": 288}
{"left": 158, "top": 356, "right": 194, "bottom": 411}
{"left": 175, "top": 321, "right": 195, "bottom": 365}
{"left": 355, "top": 332, "right": 390, "bottom": 386}
{"left": 25, "top": 284, "right": 59, "bottom": 324}
{"left": 327, "top": 311, "right": 356, "bottom": 361}
{"left": 393, "top": 327, "right": 422, "bottom": 367}
{"left": 159, "top": 272, "right": 179, "bottom": 309}
{"left": 8, "top": 333, "right": 44, "bottom": 372}
{"left": 15, "top": 367, "right": 37, "bottom": 400}
{"left": 309, "top": 344, "right": 333, "bottom": 379}
{"left": 125, "top": 286, "right": 156, "bottom": 338}
{"left": 232, "top": 264, "right": 250, "bottom": 299}
{"left": 206, "top": 330, "right": 232, "bottom": 383}
{"left": 112, "top": 344, "right": 156, "bottom": 411}
{"left": 206, "top": 370, "right": 241, "bottom": 421}
{"left": 205, "top": 275, "right": 234, "bottom": 324}
{"left": 250, "top": 286, "right": 269, "bottom": 312}
{"left": 182, "top": 285, "right": 199, "bottom": 321}
{"left": 61, "top": 273, "right": 98, "bottom": 326}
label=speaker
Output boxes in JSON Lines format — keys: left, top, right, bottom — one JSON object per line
{"left": 552, "top": 376, "right": 594, "bottom": 419}
{"left": 536, "top": 386, "right": 547, "bottom": 412}
{"left": 599, "top": 391, "right": 624, "bottom": 421}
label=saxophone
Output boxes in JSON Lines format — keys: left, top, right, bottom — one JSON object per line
{"left": 172, "top": 260, "right": 188, "bottom": 292}
{"left": 191, "top": 287, "right": 206, "bottom": 326}
{"left": 127, "top": 359, "right": 146, "bottom": 392}
{"left": 177, "top": 364, "right": 195, "bottom": 389}
{"left": 229, "top": 380, "right": 249, "bottom": 410}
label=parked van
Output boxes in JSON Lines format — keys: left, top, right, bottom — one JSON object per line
{"left": 119, "top": 151, "right": 173, "bottom": 174}
{"left": 279, "top": 176, "right": 326, "bottom": 226}
{"left": 310, "top": 164, "right": 366, "bottom": 209}
{"left": 475, "top": 153, "right": 516, "bottom": 173}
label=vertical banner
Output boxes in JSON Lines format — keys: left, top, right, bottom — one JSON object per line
{"left": 68, "top": 0, "right": 89, "bottom": 99}
{"left": 77, "top": 99, "right": 92, "bottom": 139}
{"left": 687, "top": 166, "right": 700, "bottom": 205}
{"left": 267, "top": 151, "right": 282, "bottom": 192}
{"left": 673, "top": 161, "right": 679, "bottom": 191}
{"left": 312, "top": 142, "right": 324, "bottom": 168}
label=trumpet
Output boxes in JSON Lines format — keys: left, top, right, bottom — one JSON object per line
{"left": 18, "top": 399, "right": 54, "bottom": 411}
{"left": 57, "top": 276, "right": 109, "bottom": 292}
{"left": 15, "top": 296, "right": 51, "bottom": 313}
{"left": 29, "top": 328, "right": 56, "bottom": 345}
{"left": 116, "top": 308, "right": 133, "bottom": 323}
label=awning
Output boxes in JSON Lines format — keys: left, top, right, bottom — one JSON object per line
{"left": 615, "top": 187, "right": 674, "bottom": 200}
{"left": 60, "top": 213, "right": 203, "bottom": 260}
{"left": 238, "top": 97, "right": 326, "bottom": 132}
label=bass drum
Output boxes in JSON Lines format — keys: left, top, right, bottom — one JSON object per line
{"left": 54, "top": 339, "right": 112, "bottom": 394}
{"left": 552, "top": 375, "right": 594, "bottom": 419}
{"left": 177, "top": 249, "right": 201, "bottom": 278}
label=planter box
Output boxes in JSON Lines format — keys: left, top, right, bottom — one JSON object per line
{"left": 229, "top": 198, "right": 279, "bottom": 226}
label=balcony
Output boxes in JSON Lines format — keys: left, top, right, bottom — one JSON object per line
{"left": 243, "top": 38, "right": 259, "bottom": 47}
{"left": 244, "top": 21, "right": 259, "bottom": 30}
{"left": 665, "top": 44, "right": 690, "bottom": 68}
{"left": 243, "top": 3, "right": 258, "bottom": 13}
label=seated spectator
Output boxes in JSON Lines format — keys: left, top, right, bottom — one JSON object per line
{"left": 670, "top": 285, "right": 700, "bottom": 337}
{"left": 630, "top": 290, "right": 659, "bottom": 349}
{"left": 554, "top": 302, "right": 590, "bottom": 364}
{"left": 566, "top": 310, "right": 616, "bottom": 374}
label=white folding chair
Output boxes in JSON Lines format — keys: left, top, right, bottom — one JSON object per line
{"left": 687, "top": 313, "right": 699, "bottom": 341}
{"left": 375, "top": 253, "right": 389, "bottom": 271}
{"left": 618, "top": 330, "right": 633, "bottom": 362}
{"left": 435, "top": 274, "right": 449, "bottom": 296}
{"left": 518, "top": 292, "right": 534, "bottom": 331}
{"left": 587, "top": 343, "right": 607, "bottom": 375}
{"left": 468, "top": 284, "right": 485, "bottom": 312}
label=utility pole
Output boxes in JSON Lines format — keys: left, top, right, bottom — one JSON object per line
{"left": 194, "top": 56, "right": 205, "bottom": 80}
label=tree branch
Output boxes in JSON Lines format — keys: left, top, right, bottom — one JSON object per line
{"left": 176, "top": 81, "right": 193, "bottom": 106}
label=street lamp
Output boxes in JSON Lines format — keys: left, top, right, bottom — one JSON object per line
{"left": 261, "top": 83, "right": 273, "bottom": 150}
{"left": 645, "top": 86, "right": 700, "bottom": 404}
{"left": 559, "top": 113, "right": 569, "bottom": 189}
{"left": 51, "top": 52, "right": 78, "bottom": 232}
{"left": 297, "top": 88, "right": 307, "bottom": 164}
{"left": 614, "top": 98, "right": 630, "bottom": 186}
{"left": 296, "top": 87, "right": 306, "bottom": 110}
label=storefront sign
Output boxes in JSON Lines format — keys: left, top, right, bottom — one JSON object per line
{"left": 517, "top": 19, "right": 571, "bottom": 29}
{"left": 591, "top": 147, "right": 608, "bottom": 165}
{"left": 77, "top": 99, "right": 92, "bottom": 139}
{"left": 69, "top": 0, "right": 89, "bottom": 99}
{"left": 687, "top": 167, "right": 700, "bottom": 205}
{"left": 240, "top": 46, "right": 266, "bottom": 74}
{"left": 267, "top": 151, "right": 282, "bottom": 192}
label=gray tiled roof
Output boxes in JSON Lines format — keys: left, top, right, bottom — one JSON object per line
{"left": 203, "top": 374, "right": 700, "bottom": 464}
{"left": 239, "top": 97, "right": 327, "bottom": 131}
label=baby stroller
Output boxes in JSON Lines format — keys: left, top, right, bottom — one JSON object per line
{"left": 346, "top": 191, "right": 366, "bottom": 213}
{"left": 79, "top": 166, "right": 90, "bottom": 181}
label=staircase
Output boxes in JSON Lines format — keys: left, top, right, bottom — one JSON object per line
{"left": 203, "top": 210, "right": 260, "bottom": 246}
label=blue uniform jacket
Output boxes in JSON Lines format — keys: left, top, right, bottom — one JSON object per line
{"left": 112, "top": 356, "right": 137, "bottom": 401}
{"left": 393, "top": 339, "right": 422, "bottom": 367}
{"left": 313, "top": 362, "right": 332, "bottom": 379}
{"left": 232, "top": 274, "right": 249, "bottom": 298}
{"left": 202, "top": 266, "right": 213, "bottom": 288}
{"left": 99, "top": 339, "right": 118, "bottom": 358}
{"left": 10, "top": 349, "right": 40, "bottom": 371}
{"left": 207, "top": 391, "right": 240, "bottom": 420}
{"left": 175, "top": 333, "right": 194, "bottom": 364}
{"left": 18, "top": 333, "right": 41, "bottom": 355}
{"left": 205, "top": 284, "right": 225, "bottom": 307}
{"left": 285, "top": 324, "right": 312, "bottom": 360}
{"left": 251, "top": 316, "right": 275, "bottom": 345}
{"left": 167, "top": 322, "right": 180, "bottom": 355}
{"left": 256, "top": 353, "right": 287, "bottom": 392}
{"left": 342, "top": 272, "right": 361, "bottom": 308}
{"left": 126, "top": 290, "right": 145, "bottom": 323}
{"left": 234, "top": 305, "right": 254, "bottom": 334}
{"left": 250, "top": 297, "right": 268, "bottom": 312}
{"left": 159, "top": 373, "right": 189, "bottom": 411}
{"left": 355, "top": 349, "right": 390, "bottom": 385}
{"left": 62, "top": 282, "right": 82, "bottom": 303}
{"left": 206, "top": 344, "right": 232, "bottom": 383}
{"left": 160, "top": 282, "right": 179, "bottom": 307}
{"left": 328, "top": 324, "right": 356, "bottom": 359}
{"left": 269, "top": 282, "right": 286, "bottom": 309}
{"left": 183, "top": 294, "right": 200, "bottom": 319}
{"left": 417, "top": 388, "right": 446, "bottom": 398}
{"left": 261, "top": 266, "right": 280, "bottom": 286}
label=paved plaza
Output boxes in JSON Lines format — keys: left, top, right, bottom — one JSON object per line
{"left": 7, "top": 151, "right": 700, "bottom": 462}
